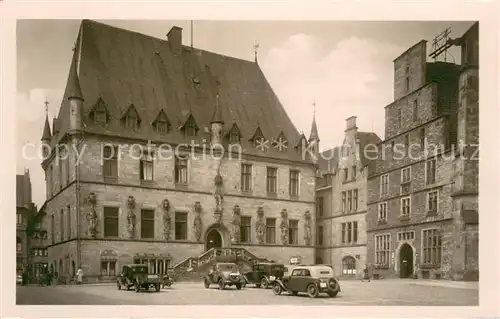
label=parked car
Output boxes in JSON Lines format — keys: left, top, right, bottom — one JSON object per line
{"left": 203, "top": 262, "right": 245, "bottom": 290}
{"left": 272, "top": 265, "right": 341, "bottom": 298}
{"left": 117, "top": 264, "right": 161, "bottom": 292}
{"left": 243, "top": 262, "right": 285, "bottom": 289}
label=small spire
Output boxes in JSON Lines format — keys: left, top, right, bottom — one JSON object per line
{"left": 67, "top": 48, "right": 83, "bottom": 101}
{"left": 41, "top": 100, "right": 52, "bottom": 141}
{"left": 309, "top": 100, "right": 319, "bottom": 142}
{"left": 211, "top": 93, "right": 224, "bottom": 124}
{"left": 253, "top": 42, "right": 259, "bottom": 63}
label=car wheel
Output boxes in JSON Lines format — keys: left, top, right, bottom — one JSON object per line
{"left": 306, "top": 284, "right": 319, "bottom": 298}
{"left": 272, "top": 283, "right": 282, "bottom": 295}
{"left": 134, "top": 282, "right": 140, "bottom": 293}
{"left": 204, "top": 279, "right": 210, "bottom": 289}
{"left": 235, "top": 283, "right": 242, "bottom": 290}
{"left": 327, "top": 291, "right": 338, "bottom": 298}
{"left": 155, "top": 284, "right": 160, "bottom": 292}
{"left": 260, "top": 277, "right": 268, "bottom": 289}
{"left": 218, "top": 279, "right": 225, "bottom": 290}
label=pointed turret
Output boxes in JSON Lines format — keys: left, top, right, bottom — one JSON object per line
{"left": 67, "top": 53, "right": 83, "bottom": 101}
{"left": 309, "top": 115, "right": 319, "bottom": 142}
{"left": 211, "top": 93, "right": 224, "bottom": 124}
{"left": 68, "top": 40, "right": 84, "bottom": 134}
{"left": 41, "top": 114, "right": 52, "bottom": 142}
{"left": 210, "top": 93, "right": 224, "bottom": 146}
{"left": 308, "top": 102, "right": 320, "bottom": 164}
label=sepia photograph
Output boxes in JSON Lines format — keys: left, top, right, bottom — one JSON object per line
{"left": 12, "top": 18, "right": 481, "bottom": 307}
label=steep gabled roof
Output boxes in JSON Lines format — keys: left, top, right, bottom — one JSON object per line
{"left": 50, "top": 20, "right": 307, "bottom": 162}
{"left": 356, "top": 132, "right": 382, "bottom": 169}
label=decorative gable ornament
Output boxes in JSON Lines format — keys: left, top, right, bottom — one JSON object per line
{"left": 272, "top": 131, "right": 288, "bottom": 152}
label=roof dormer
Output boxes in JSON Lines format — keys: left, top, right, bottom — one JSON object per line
{"left": 89, "top": 98, "right": 110, "bottom": 127}
{"left": 180, "top": 113, "right": 199, "bottom": 138}
{"left": 121, "top": 104, "right": 141, "bottom": 131}
{"left": 152, "top": 109, "right": 171, "bottom": 134}
{"left": 272, "top": 131, "right": 288, "bottom": 152}
{"left": 226, "top": 123, "right": 241, "bottom": 144}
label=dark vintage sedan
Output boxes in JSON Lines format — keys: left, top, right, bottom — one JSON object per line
{"left": 204, "top": 262, "right": 246, "bottom": 290}
{"left": 117, "top": 264, "right": 162, "bottom": 292}
{"left": 272, "top": 265, "right": 341, "bottom": 298}
{"left": 243, "top": 262, "right": 285, "bottom": 289}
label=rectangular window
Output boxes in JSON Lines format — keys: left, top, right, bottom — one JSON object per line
{"left": 398, "top": 231, "right": 415, "bottom": 241}
{"left": 175, "top": 212, "right": 188, "bottom": 240}
{"left": 66, "top": 154, "right": 70, "bottom": 184}
{"left": 347, "top": 190, "right": 352, "bottom": 211}
{"left": 140, "top": 151, "right": 154, "bottom": 181}
{"left": 375, "top": 234, "right": 391, "bottom": 265}
{"left": 420, "top": 128, "right": 426, "bottom": 149}
{"left": 352, "top": 166, "right": 357, "bottom": 179}
{"left": 378, "top": 202, "right": 388, "bottom": 221}
{"left": 404, "top": 134, "right": 410, "bottom": 156}
{"left": 67, "top": 205, "right": 71, "bottom": 240}
{"left": 343, "top": 168, "right": 348, "bottom": 181}
{"left": 317, "top": 226, "right": 324, "bottom": 246}
{"left": 174, "top": 156, "right": 188, "bottom": 184}
{"left": 288, "top": 219, "right": 299, "bottom": 245}
{"left": 140, "top": 209, "right": 155, "bottom": 239}
{"left": 266, "top": 167, "right": 277, "bottom": 194}
{"left": 401, "top": 167, "right": 411, "bottom": 183}
{"left": 380, "top": 174, "right": 389, "bottom": 195}
{"left": 341, "top": 223, "right": 346, "bottom": 244}
{"left": 422, "top": 229, "right": 442, "bottom": 265}
{"left": 241, "top": 164, "right": 252, "bottom": 192}
{"left": 265, "top": 218, "right": 276, "bottom": 244}
{"left": 240, "top": 216, "right": 251, "bottom": 243}
{"left": 342, "top": 192, "right": 346, "bottom": 213}
{"left": 103, "top": 145, "right": 119, "bottom": 178}
{"left": 397, "top": 108, "right": 402, "bottom": 128}
{"left": 103, "top": 207, "right": 119, "bottom": 237}
{"left": 353, "top": 189, "right": 358, "bottom": 211}
{"left": 427, "top": 191, "right": 439, "bottom": 212}
{"left": 317, "top": 196, "right": 324, "bottom": 217}
{"left": 426, "top": 159, "right": 436, "bottom": 185}
{"left": 401, "top": 196, "right": 411, "bottom": 216}
{"left": 347, "top": 222, "right": 352, "bottom": 243}
{"left": 413, "top": 99, "right": 418, "bottom": 121}
{"left": 100, "top": 261, "right": 117, "bottom": 276}
{"left": 60, "top": 209, "right": 64, "bottom": 242}
{"left": 58, "top": 154, "right": 63, "bottom": 190}
{"left": 353, "top": 221, "right": 358, "bottom": 243}
{"left": 289, "top": 170, "right": 299, "bottom": 197}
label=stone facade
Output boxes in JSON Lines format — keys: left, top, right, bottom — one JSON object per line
{"left": 316, "top": 117, "right": 381, "bottom": 279}
{"left": 40, "top": 21, "right": 318, "bottom": 282}
{"left": 366, "top": 23, "right": 479, "bottom": 281}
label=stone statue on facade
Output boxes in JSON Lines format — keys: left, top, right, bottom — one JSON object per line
{"left": 279, "top": 208, "right": 289, "bottom": 245}
{"left": 193, "top": 201, "right": 203, "bottom": 242}
{"left": 86, "top": 192, "right": 98, "bottom": 238}
{"left": 213, "top": 172, "right": 224, "bottom": 223}
{"left": 162, "top": 198, "right": 172, "bottom": 240}
{"left": 231, "top": 205, "right": 241, "bottom": 244}
{"left": 304, "top": 210, "right": 312, "bottom": 246}
{"left": 127, "top": 196, "right": 136, "bottom": 239}
{"left": 255, "top": 206, "right": 265, "bottom": 244}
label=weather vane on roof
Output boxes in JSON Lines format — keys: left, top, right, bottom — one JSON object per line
{"left": 253, "top": 42, "right": 260, "bottom": 63}
{"left": 313, "top": 99, "right": 316, "bottom": 115}
{"left": 44, "top": 97, "right": 49, "bottom": 116}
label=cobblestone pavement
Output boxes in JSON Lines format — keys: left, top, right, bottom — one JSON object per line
{"left": 16, "top": 280, "right": 478, "bottom": 305}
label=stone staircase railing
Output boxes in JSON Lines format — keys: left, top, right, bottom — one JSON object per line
{"left": 170, "top": 247, "right": 267, "bottom": 280}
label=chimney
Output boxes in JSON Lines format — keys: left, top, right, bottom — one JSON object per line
{"left": 345, "top": 116, "right": 358, "bottom": 132}
{"left": 167, "top": 26, "right": 183, "bottom": 55}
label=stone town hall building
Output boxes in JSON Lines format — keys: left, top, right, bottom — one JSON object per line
{"left": 40, "top": 20, "right": 319, "bottom": 281}
{"left": 366, "top": 22, "right": 479, "bottom": 280}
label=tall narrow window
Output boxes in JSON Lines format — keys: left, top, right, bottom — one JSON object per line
{"left": 265, "top": 218, "right": 276, "bottom": 244}
{"left": 140, "top": 151, "right": 154, "bottom": 181}
{"left": 347, "top": 190, "right": 353, "bottom": 211}
{"left": 343, "top": 168, "right": 348, "bottom": 181}
{"left": 375, "top": 234, "right": 391, "bottom": 265}
{"left": 266, "top": 167, "right": 277, "bottom": 194}
{"left": 240, "top": 216, "right": 251, "bottom": 243}
{"left": 380, "top": 174, "right": 389, "bottom": 195}
{"left": 353, "top": 189, "right": 358, "bottom": 211}
{"left": 58, "top": 153, "right": 63, "bottom": 190}
{"left": 353, "top": 221, "right": 358, "bottom": 243}
{"left": 289, "top": 170, "right": 299, "bottom": 197}
{"left": 352, "top": 166, "right": 357, "bottom": 179}
{"left": 397, "top": 108, "right": 402, "bottom": 129}
{"left": 65, "top": 153, "right": 70, "bottom": 184}
{"left": 401, "top": 196, "right": 411, "bottom": 216}
{"left": 317, "top": 226, "right": 324, "bottom": 246}
{"left": 404, "top": 134, "right": 410, "bottom": 156}
{"left": 103, "top": 145, "right": 118, "bottom": 178}
{"left": 60, "top": 209, "right": 64, "bottom": 242}
{"left": 378, "top": 202, "right": 388, "bottom": 221}
{"left": 103, "top": 207, "right": 119, "bottom": 238}
{"left": 317, "top": 196, "right": 324, "bottom": 217}
{"left": 241, "top": 164, "right": 252, "bottom": 192}
{"left": 401, "top": 167, "right": 411, "bottom": 183}
{"left": 140, "top": 209, "right": 155, "bottom": 239}
{"left": 405, "top": 66, "right": 410, "bottom": 92}
{"left": 174, "top": 156, "right": 188, "bottom": 184}
{"left": 342, "top": 192, "right": 346, "bottom": 213}
{"left": 413, "top": 99, "right": 419, "bottom": 121}
{"left": 420, "top": 128, "right": 426, "bottom": 150}
{"left": 288, "top": 220, "right": 299, "bottom": 245}
{"left": 346, "top": 222, "right": 352, "bottom": 243}
{"left": 426, "top": 159, "right": 436, "bottom": 185}
{"left": 427, "top": 191, "right": 439, "bottom": 213}
{"left": 341, "top": 223, "right": 346, "bottom": 243}
{"left": 422, "top": 229, "right": 442, "bottom": 266}
{"left": 67, "top": 205, "right": 71, "bottom": 240}
{"left": 175, "top": 212, "right": 188, "bottom": 240}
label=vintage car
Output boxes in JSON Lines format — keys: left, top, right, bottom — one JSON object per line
{"left": 243, "top": 262, "right": 285, "bottom": 289}
{"left": 203, "top": 262, "right": 245, "bottom": 290}
{"left": 116, "top": 264, "right": 162, "bottom": 292}
{"left": 272, "top": 265, "right": 341, "bottom": 298}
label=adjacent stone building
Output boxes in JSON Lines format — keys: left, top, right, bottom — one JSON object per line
{"left": 366, "top": 22, "right": 479, "bottom": 280}
{"left": 16, "top": 170, "right": 35, "bottom": 275}
{"left": 40, "top": 20, "right": 318, "bottom": 282}
{"left": 315, "top": 117, "right": 381, "bottom": 279}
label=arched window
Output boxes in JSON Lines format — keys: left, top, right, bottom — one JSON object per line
{"left": 342, "top": 256, "right": 356, "bottom": 276}
{"left": 16, "top": 237, "right": 22, "bottom": 252}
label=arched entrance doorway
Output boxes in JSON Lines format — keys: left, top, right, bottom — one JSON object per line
{"left": 399, "top": 243, "right": 414, "bottom": 278}
{"left": 205, "top": 229, "right": 223, "bottom": 251}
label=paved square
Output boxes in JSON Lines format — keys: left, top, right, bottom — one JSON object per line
{"left": 16, "top": 279, "right": 478, "bottom": 306}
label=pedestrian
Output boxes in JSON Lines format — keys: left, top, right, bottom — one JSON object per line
{"left": 76, "top": 266, "right": 83, "bottom": 285}
{"left": 361, "top": 264, "right": 371, "bottom": 282}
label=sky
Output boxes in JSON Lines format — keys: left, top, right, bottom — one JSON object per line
{"left": 16, "top": 20, "right": 474, "bottom": 207}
